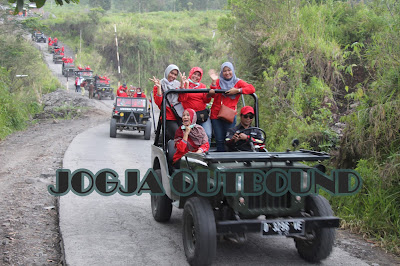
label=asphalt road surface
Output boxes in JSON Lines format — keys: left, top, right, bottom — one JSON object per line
{"left": 59, "top": 123, "right": 371, "bottom": 266}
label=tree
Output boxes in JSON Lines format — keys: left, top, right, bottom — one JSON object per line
{"left": 89, "top": 0, "right": 111, "bottom": 10}
{"left": 8, "top": 0, "right": 80, "bottom": 13}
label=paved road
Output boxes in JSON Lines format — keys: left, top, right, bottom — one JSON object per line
{"left": 59, "top": 122, "right": 370, "bottom": 266}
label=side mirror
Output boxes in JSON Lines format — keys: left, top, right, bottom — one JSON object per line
{"left": 291, "top": 139, "right": 299, "bottom": 149}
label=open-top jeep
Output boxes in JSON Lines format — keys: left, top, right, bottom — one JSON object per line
{"left": 52, "top": 47, "right": 63, "bottom": 64}
{"left": 110, "top": 97, "right": 152, "bottom": 139}
{"left": 74, "top": 70, "right": 94, "bottom": 86}
{"left": 150, "top": 89, "right": 340, "bottom": 265}
{"left": 32, "top": 32, "right": 46, "bottom": 43}
{"left": 62, "top": 59, "right": 75, "bottom": 77}
{"left": 93, "top": 79, "right": 114, "bottom": 100}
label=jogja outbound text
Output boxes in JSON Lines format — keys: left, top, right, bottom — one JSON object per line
{"left": 48, "top": 168, "right": 362, "bottom": 197}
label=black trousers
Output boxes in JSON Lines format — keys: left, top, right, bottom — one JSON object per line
{"left": 166, "top": 120, "right": 180, "bottom": 142}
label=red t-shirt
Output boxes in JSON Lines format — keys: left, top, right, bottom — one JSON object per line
{"left": 153, "top": 86, "right": 177, "bottom": 121}
{"left": 133, "top": 93, "right": 146, "bottom": 98}
{"left": 117, "top": 86, "right": 128, "bottom": 97}
{"left": 173, "top": 137, "right": 210, "bottom": 164}
{"left": 209, "top": 79, "right": 255, "bottom": 119}
{"left": 178, "top": 82, "right": 211, "bottom": 112}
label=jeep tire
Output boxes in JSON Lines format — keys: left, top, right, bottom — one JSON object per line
{"left": 110, "top": 118, "right": 117, "bottom": 138}
{"left": 295, "top": 195, "right": 335, "bottom": 262}
{"left": 151, "top": 169, "right": 172, "bottom": 222}
{"left": 183, "top": 197, "right": 217, "bottom": 266}
{"left": 144, "top": 122, "right": 151, "bottom": 140}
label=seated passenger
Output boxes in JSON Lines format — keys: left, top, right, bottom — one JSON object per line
{"left": 133, "top": 87, "right": 146, "bottom": 98}
{"left": 117, "top": 84, "right": 128, "bottom": 97}
{"left": 225, "top": 106, "right": 264, "bottom": 152}
{"left": 172, "top": 109, "right": 209, "bottom": 165}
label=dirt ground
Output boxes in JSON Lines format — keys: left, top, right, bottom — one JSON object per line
{"left": 0, "top": 28, "right": 399, "bottom": 266}
{"left": 0, "top": 89, "right": 109, "bottom": 264}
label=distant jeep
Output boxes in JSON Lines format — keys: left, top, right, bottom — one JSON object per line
{"left": 32, "top": 32, "right": 46, "bottom": 43}
{"left": 110, "top": 97, "right": 152, "bottom": 140}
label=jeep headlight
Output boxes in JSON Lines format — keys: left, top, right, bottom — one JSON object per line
{"left": 237, "top": 174, "right": 242, "bottom": 192}
{"left": 140, "top": 114, "right": 144, "bottom": 118}
{"left": 302, "top": 171, "right": 308, "bottom": 189}
{"left": 120, "top": 113, "right": 124, "bottom": 117}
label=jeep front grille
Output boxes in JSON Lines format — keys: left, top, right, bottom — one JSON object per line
{"left": 247, "top": 193, "right": 292, "bottom": 210}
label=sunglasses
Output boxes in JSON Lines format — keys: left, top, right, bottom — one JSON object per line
{"left": 242, "top": 114, "right": 254, "bottom": 119}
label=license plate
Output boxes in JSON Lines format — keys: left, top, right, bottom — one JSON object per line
{"left": 262, "top": 219, "right": 304, "bottom": 236}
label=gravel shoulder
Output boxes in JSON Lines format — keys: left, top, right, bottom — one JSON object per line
{"left": 0, "top": 35, "right": 111, "bottom": 265}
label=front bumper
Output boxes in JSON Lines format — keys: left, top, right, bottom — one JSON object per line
{"left": 217, "top": 216, "right": 340, "bottom": 235}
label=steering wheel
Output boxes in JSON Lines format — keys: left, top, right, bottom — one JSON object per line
{"left": 235, "top": 127, "right": 268, "bottom": 152}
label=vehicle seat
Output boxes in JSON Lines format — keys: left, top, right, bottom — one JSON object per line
{"left": 167, "top": 139, "right": 176, "bottom": 167}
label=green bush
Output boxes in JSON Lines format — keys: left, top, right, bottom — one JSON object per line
{"left": 0, "top": 33, "right": 60, "bottom": 140}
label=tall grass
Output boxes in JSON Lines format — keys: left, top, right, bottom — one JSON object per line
{"left": 42, "top": 6, "right": 228, "bottom": 95}
{"left": 0, "top": 33, "right": 60, "bottom": 140}
{"left": 219, "top": 0, "right": 400, "bottom": 254}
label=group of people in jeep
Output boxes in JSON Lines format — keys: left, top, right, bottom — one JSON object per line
{"left": 116, "top": 84, "right": 147, "bottom": 98}
{"left": 149, "top": 62, "right": 264, "bottom": 164}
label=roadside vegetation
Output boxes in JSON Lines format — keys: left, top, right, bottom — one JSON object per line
{"left": 37, "top": 4, "right": 228, "bottom": 96}
{"left": 219, "top": 0, "right": 400, "bottom": 254}
{"left": 0, "top": 17, "right": 60, "bottom": 140}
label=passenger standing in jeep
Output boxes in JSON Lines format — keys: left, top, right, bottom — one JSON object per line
{"left": 150, "top": 64, "right": 184, "bottom": 142}
{"left": 179, "top": 67, "right": 212, "bottom": 141}
{"left": 208, "top": 62, "right": 256, "bottom": 151}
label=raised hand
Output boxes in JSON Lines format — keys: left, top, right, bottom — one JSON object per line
{"left": 208, "top": 69, "right": 218, "bottom": 83}
{"left": 149, "top": 76, "right": 162, "bottom": 95}
{"left": 149, "top": 76, "right": 161, "bottom": 87}
{"left": 180, "top": 72, "right": 188, "bottom": 89}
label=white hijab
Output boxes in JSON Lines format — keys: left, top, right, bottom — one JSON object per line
{"left": 160, "top": 64, "right": 184, "bottom": 117}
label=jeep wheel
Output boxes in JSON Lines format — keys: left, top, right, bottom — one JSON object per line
{"left": 144, "top": 122, "right": 151, "bottom": 140}
{"left": 295, "top": 195, "right": 335, "bottom": 262}
{"left": 111, "top": 94, "right": 115, "bottom": 100}
{"left": 151, "top": 169, "right": 172, "bottom": 222}
{"left": 110, "top": 118, "right": 117, "bottom": 138}
{"left": 183, "top": 197, "right": 216, "bottom": 266}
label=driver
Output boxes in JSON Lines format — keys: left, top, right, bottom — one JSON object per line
{"left": 225, "top": 106, "right": 264, "bottom": 151}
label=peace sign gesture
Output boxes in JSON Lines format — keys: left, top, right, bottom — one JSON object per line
{"left": 180, "top": 72, "right": 189, "bottom": 89}
{"left": 149, "top": 76, "right": 161, "bottom": 88}
{"left": 149, "top": 76, "right": 162, "bottom": 95}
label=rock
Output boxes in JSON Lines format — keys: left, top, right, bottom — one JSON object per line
{"left": 2, "top": 239, "right": 9, "bottom": 245}
{"left": 25, "top": 178, "right": 35, "bottom": 184}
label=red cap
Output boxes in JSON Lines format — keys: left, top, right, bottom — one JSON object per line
{"left": 241, "top": 106, "right": 254, "bottom": 115}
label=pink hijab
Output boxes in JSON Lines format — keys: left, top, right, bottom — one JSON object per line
{"left": 174, "top": 109, "right": 208, "bottom": 148}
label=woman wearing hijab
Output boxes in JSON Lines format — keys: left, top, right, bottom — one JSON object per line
{"left": 179, "top": 67, "right": 212, "bottom": 141}
{"left": 150, "top": 64, "right": 185, "bottom": 141}
{"left": 208, "top": 62, "right": 255, "bottom": 151}
{"left": 173, "top": 109, "right": 209, "bottom": 164}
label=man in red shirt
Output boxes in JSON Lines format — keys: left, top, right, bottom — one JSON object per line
{"left": 117, "top": 84, "right": 128, "bottom": 97}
